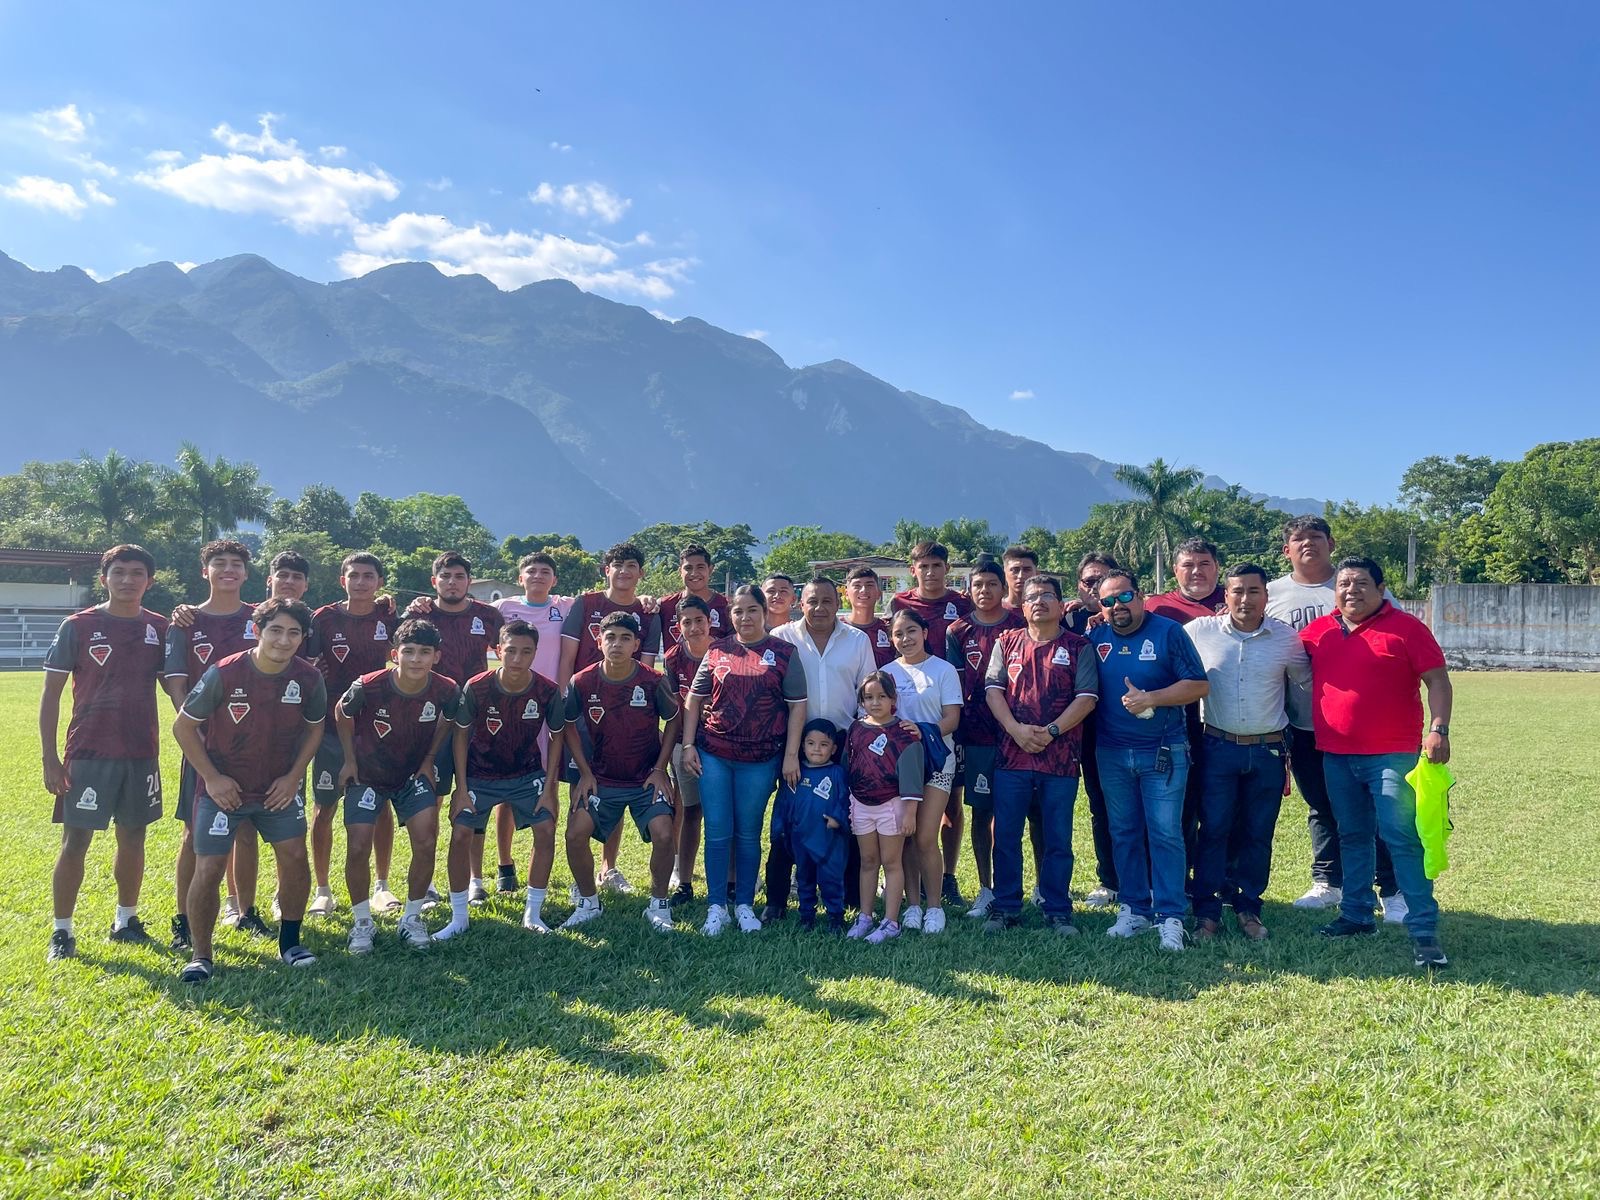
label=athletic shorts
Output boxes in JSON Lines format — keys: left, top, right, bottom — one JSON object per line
{"left": 344, "top": 777, "right": 436, "bottom": 826}
{"left": 582, "top": 784, "right": 673, "bottom": 845}
{"left": 671, "top": 744, "right": 701, "bottom": 808}
{"left": 174, "top": 760, "right": 199, "bottom": 823}
{"left": 193, "top": 789, "right": 307, "bottom": 856}
{"left": 453, "top": 771, "right": 552, "bottom": 833}
{"left": 310, "top": 729, "right": 344, "bottom": 808}
{"left": 850, "top": 795, "right": 916, "bottom": 837}
{"left": 927, "top": 734, "right": 957, "bottom": 795}
{"left": 961, "top": 744, "right": 998, "bottom": 810}
{"left": 432, "top": 740, "right": 456, "bottom": 798}
{"left": 53, "top": 757, "right": 162, "bottom": 831}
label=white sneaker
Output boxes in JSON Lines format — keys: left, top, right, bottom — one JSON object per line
{"left": 1293, "top": 882, "right": 1343, "bottom": 910}
{"left": 522, "top": 908, "right": 549, "bottom": 934}
{"left": 735, "top": 904, "right": 762, "bottom": 933}
{"left": 270, "top": 893, "right": 283, "bottom": 921}
{"left": 1381, "top": 893, "right": 1410, "bottom": 925}
{"left": 372, "top": 886, "right": 402, "bottom": 914}
{"left": 902, "top": 905, "right": 923, "bottom": 930}
{"left": 701, "top": 904, "right": 731, "bottom": 937}
{"left": 467, "top": 879, "right": 489, "bottom": 906}
{"left": 966, "top": 887, "right": 995, "bottom": 919}
{"left": 1157, "top": 917, "right": 1186, "bottom": 952}
{"left": 645, "top": 899, "right": 674, "bottom": 933}
{"left": 1083, "top": 885, "right": 1118, "bottom": 909}
{"left": 347, "top": 916, "right": 376, "bottom": 955}
{"left": 922, "top": 907, "right": 946, "bottom": 934}
{"left": 599, "top": 867, "right": 634, "bottom": 895}
{"left": 562, "top": 896, "right": 603, "bottom": 929}
{"left": 221, "top": 896, "right": 242, "bottom": 928}
{"left": 398, "top": 913, "right": 431, "bottom": 950}
{"left": 307, "top": 889, "right": 336, "bottom": 917}
{"left": 1030, "top": 885, "right": 1044, "bottom": 908}
{"left": 1106, "top": 905, "right": 1153, "bottom": 939}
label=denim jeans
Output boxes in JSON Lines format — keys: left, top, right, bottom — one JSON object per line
{"left": 698, "top": 751, "right": 780, "bottom": 908}
{"left": 1096, "top": 743, "right": 1189, "bottom": 921}
{"left": 1193, "top": 737, "right": 1284, "bottom": 921}
{"left": 1322, "top": 751, "right": 1439, "bottom": 938}
{"left": 1080, "top": 722, "right": 1117, "bottom": 890}
{"left": 1291, "top": 726, "right": 1397, "bottom": 895}
{"left": 992, "top": 769, "right": 1078, "bottom": 918}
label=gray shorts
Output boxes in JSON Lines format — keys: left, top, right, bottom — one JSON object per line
{"left": 310, "top": 729, "right": 344, "bottom": 808}
{"left": 961, "top": 744, "right": 998, "bottom": 811}
{"left": 344, "top": 777, "right": 436, "bottom": 826}
{"left": 670, "top": 744, "right": 701, "bottom": 808}
{"left": 453, "top": 771, "right": 552, "bottom": 833}
{"left": 54, "top": 758, "right": 161, "bottom": 831}
{"left": 193, "top": 789, "right": 308, "bottom": 856}
{"left": 175, "top": 761, "right": 199, "bottom": 823}
{"left": 583, "top": 785, "right": 673, "bottom": 845}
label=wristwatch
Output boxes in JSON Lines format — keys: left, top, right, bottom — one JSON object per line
{"left": 1046, "top": 723, "right": 1061, "bottom": 739}
{"left": 1430, "top": 724, "right": 1450, "bottom": 737}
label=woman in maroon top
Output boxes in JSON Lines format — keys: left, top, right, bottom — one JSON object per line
{"left": 681, "top": 585, "right": 808, "bottom": 937}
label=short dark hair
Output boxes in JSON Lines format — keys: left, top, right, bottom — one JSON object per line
{"left": 432, "top": 551, "right": 472, "bottom": 576}
{"left": 394, "top": 617, "right": 442, "bottom": 648}
{"left": 1100, "top": 571, "right": 1139, "bottom": 596}
{"left": 518, "top": 553, "right": 557, "bottom": 574}
{"left": 845, "top": 565, "right": 880, "bottom": 584}
{"left": 269, "top": 550, "right": 310, "bottom": 577}
{"left": 1076, "top": 552, "right": 1120, "bottom": 580}
{"left": 1022, "top": 574, "right": 1063, "bottom": 601}
{"left": 1284, "top": 514, "right": 1333, "bottom": 542}
{"left": 341, "top": 552, "right": 386, "bottom": 579}
{"left": 802, "top": 574, "right": 839, "bottom": 595}
{"left": 801, "top": 717, "right": 839, "bottom": 745}
{"left": 1334, "top": 555, "right": 1385, "bottom": 588}
{"left": 599, "top": 610, "right": 642, "bottom": 636}
{"left": 729, "top": 583, "right": 767, "bottom": 610}
{"left": 1225, "top": 563, "right": 1270, "bottom": 586}
{"left": 603, "top": 542, "right": 645, "bottom": 569}
{"left": 678, "top": 594, "right": 712, "bottom": 620}
{"left": 909, "top": 540, "right": 949, "bottom": 563}
{"left": 763, "top": 572, "right": 795, "bottom": 588}
{"left": 200, "top": 539, "right": 251, "bottom": 568}
{"left": 969, "top": 556, "right": 1004, "bottom": 583}
{"left": 679, "top": 543, "right": 711, "bottom": 566}
{"left": 858, "top": 670, "right": 898, "bottom": 702}
{"left": 251, "top": 597, "right": 312, "bottom": 636}
{"left": 500, "top": 618, "right": 538, "bottom": 647}
{"left": 1001, "top": 545, "right": 1039, "bottom": 567}
{"left": 100, "top": 544, "right": 155, "bottom": 576}
{"left": 1174, "top": 537, "right": 1219, "bottom": 562}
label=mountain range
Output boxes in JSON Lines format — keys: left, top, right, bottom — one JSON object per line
{"left": 0, "top": 249, "right": 1321, "bottom": 546}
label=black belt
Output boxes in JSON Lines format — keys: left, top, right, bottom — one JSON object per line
{"left": 1204, "top": 726, "right": 1286, "bottom": 746}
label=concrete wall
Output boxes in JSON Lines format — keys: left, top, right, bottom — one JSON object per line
{"left": 1428, "top": 584, "right": 1600, "bottom": 671}
{"left": 0, "top": 582, "right": 91, "bottom": 609}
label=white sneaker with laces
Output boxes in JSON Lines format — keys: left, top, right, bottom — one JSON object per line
{"left": 1381, "top": 893, "right": 1410, "bottom": 925}
{"left": 599, "top": 867, "right": 634, "bottom": 895}
{"left": 1157, "top": 917, "right": 1186, "bottom": 952}
{"left": 347, "top": 916, "right": 376, "bottom": 955}
{"left": 372, "top": 886, "right": 402, "bottom": 914}
{"left": 645, "top": 899, "right": 674, "bottom": 932}
{"left": 902, "top": 905, "right": 923, "bottom": 930}
{"left": 701, "top": 904, "right": 731, "bottom": 937}
{"left": 562, "top": 896, "right": 603, "bottom": 929}
{"left": 1106, "top": 905, "right": 1153, "bottom": 939}
{"left": 1293, "top": 882, "right": 1343, "bottom": 910}
{"left": 398, "top": 913, "right": 431, "bottom": 949}
{"left": 735, "top": 904, "right": 762, "bottom": 933}
{"left": 922, "top": 907, "right": 946, "bottom": 934}
{"left": 966, "top": 887, "right": 995, "bottom": 919}
{"left": 221, "top": 896, "right": 242, "bottom": 928}
{"left": 1083, "top": 885, "right": 1118, "bottom": 909}
{"left": 307, "top": 889, "right": 336, "bottom": 918}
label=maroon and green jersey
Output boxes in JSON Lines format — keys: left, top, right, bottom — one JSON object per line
{"left": 339, "top": 669, "right": 461, "bottom": 791}
{"left": 44, "top": 606, "right": 169, "bottom": 761}
{"left": 181, "top": 651, "right": 327, "bottom": 797}
{"left": 843, "top": 720, "right": 925, "bottom": 805}
{"left": 163, "top": 603, "right": 256, "bottom": 689}
{"left": 313, "top": 597, "right": 398, "bottom": 698}
{"left": 561, "top": 592, "right": 662, "bottom": 676}
{"left": 844, "top": 617, "right": 896, "bottom": 668}
{"left": 420, "top": 600, "right": 503, "bottom": 685}
{"left": 567, "top": 662, "right": 678, "bottom": 788}
{"left": 1144, "top": 586, "right": 1228, "bottom": 626}
{"left": 457, "top": 669, "right": 566, "bottom": 780}
{"left": 690, "top": 635, "right": 807, "bottom": 764}
{"left": 890, "top": 589, "right": 974, "bottom": 663}
{"left": 946, "top": 608, "right": 1025, "bottom": 747}
{"left": 662, "top": 641, "right": 707, "bottom": 704}
{"left": 657, "top": 591, "right": 730, "bottom": 652}
{"left": 984, "top": 627, "right": 1099, "bottom": 776}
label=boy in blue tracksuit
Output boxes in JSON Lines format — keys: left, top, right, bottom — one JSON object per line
{"left": 773, "top": 718, "right": 849, "bottom": 932}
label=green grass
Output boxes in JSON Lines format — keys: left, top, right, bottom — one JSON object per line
{"left": 3, "top": 672, "right": 1598, "bottom": 1198}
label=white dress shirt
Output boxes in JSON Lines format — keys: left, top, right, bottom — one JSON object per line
{"left": 1185, "top": 614, "right": 1311, "bottom": 736}
{"left": 770, "top": 618, "right": 876, "bottom": 730}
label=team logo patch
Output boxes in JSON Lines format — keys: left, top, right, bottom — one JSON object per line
{"left": 549, "top": 606, "right": 563, "bottom": 622}
{"left": 1007, "top": 662, "right": 1022, "bottom": 684}
{"left": 630, "top": 685, "right": 647, "bottom": 707}
{"left": 374, "top": 622, "right": 388, "bottom": 641}
{"left": 760, "top": 649, "right": 776, "bottom": 667}
{"left": 282, "top": 680, "right": 302, "bottom": 704}
{"left": 227, "top": 701, "right": 251, "bottom": 724}
{"left": 588, "top": 705, "right": 605, "bottom": 725}
{"left": 1139, "top": 639, "right": 1157, "bottom": 662}
{"left": 966, "top": 649, "right": 982, "bottom": 671}
{"left": 710, "top": 611, "right": 722, "bottom": 627}
{"left": 318, "top": 771, "right": 333, "bottom": 789}
{"left": 1051, "top": 646, "right": 1072, "bottom": 666}
{"left": 76, "top": 786, "right": 99, "bottom": 811}
{"left": 373, "top": 719, "right": 392, "bottom": 739}
{"left": 470, "top": 617, "right": 485, "bottom": 636}
{"left": 868, "top": 733, "right": 888, "bottom": 756}
{"left": 88, "top": 643, "right": 112, "bottom": 666}
{"left": 486, "top": 717, "right": 502, "bottom": 735}
{"left": 815, "top": 777, "right": 833, "bottom": 800}
{"left": 358, "top": 787, "right": 377, "bottom": 810}
{"left": 193, "top": 642, "right": 213, "bottom": 664}
{"left": 974, "top": 773, "right": 991, "bottom": 796}
{"left": 332, "top": 643, "right": 350, "bottom": 662}
{"left": 876, "top": 630, "right": 891, "bottom": 648}
{"left": 944, "top": 602, "right": 958, "bottom": 620}
{"left": 1096, "top": 643, "right": 1112, "bottom": 662}
{"left": 243, "top": 621, "right": 257, "bottom": 641}
{"left": 145, "top": 623, "right": 160, "bottom": 645}
{"left": 420, "top": 702, "right": 437, "bottom": 722}
{"left": 209, "top": 811, "right": 229, "bottom": 835}
{"left": 523, "top": 698, "right": 539, "bottom": 719}
{"left": 713, "top": 661, "right": 731, "bottom": 682}
{"left": 588, "top": 620, "right": 603, "bottom": 643}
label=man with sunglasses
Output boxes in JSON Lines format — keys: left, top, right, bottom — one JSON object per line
{"left": 1064, "top": 552, "right": 1121, "bottom": 907}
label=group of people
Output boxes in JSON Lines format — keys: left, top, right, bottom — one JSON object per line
{"left": 41, "top": 514, "right": 1456, "bottom": 982}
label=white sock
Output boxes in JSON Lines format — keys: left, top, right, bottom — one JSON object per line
{"left": 54, "top": 916, "right": 73, "bottom": 933}
{"left": 525, "top": 887, "right": 545, "bottom": 914}
{"left": 403, "top": 898, "right": 424, "bottom": 918}
{"left": 470, "top": 876, "right": 484, "bottom": 891}
{"left": 450, "top": 890, "right": 470, "bottom": 924}
{"left": 374, "top": 877, "right": 389, "bottom": 892}
{"left": 113, "top": 905, "right": 136, "bottom": 930}
{"left": 314, "top": 885, "right": 332, "bottom": 897}
{"left": 352, "top": 900, "right": 371, "bottom": 922}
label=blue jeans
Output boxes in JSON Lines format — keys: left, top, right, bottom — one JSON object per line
{"left": 992, "top": 769, "right": 1078, "bottom": 918}
{"left": 698, "top": 751, "right": 780, "bottom": 908}
{"left": 1193, "top": 737, "right": 1285, "bottom": 921}
{"left": 1323, "top": 752, "right": 1439, "bottom": 938}
{"left": 1097, "top": 744, "right": 1189, "bottom": 921}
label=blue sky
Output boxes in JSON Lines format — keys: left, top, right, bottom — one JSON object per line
{"left": 2, "top": 2, "right": 1595, "bottom": 505}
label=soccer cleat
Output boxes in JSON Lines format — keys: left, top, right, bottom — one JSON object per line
{"left": 169, "top": 914, "right": 192, "bottom": 952}
{"left": 47, "top": 929, "right": 77, "bottom": 961}
{"left": 1082, "top": 885, "right": 1118, "bottom": 909}
{"left": 941, "top": 873, "right": 965, "bottom": 907}
{"left": 1157, "top": 917, "right": 1186, "bottom": 952}
{"left": 280, "top": 944, "right": 318, "bottom": 968}
{"left": 701, "top": 904, "right": 731, "bottom": 937}
{"left": 598, "top": 867, "right": 634, "bottom": 895}
{"left": 1381, "top": 893, "right": 1410, "bottom": 926}
{"left": 347, "top": 916, "right": 377, "bottom": 955}
{"left": 108, "top": 916, "right": 155, "bottom": 946}
{"left": 496, "top": 865, "right": 520, "bottom": 894}
{"left": 644, "top": 899, "right": 675, "bottom": 933}
{"left": 1412, "top": 937, "right": 1449, "bottom": 969}
{"left": 1106, "top": 905, "right": 1153, "bottom": 939}
{"left": 221, "top": 896, "right": 243, "bottom": 928}
{"left": 467, "top": 880, "right": 489, "bottom": 907}
{"left": 735, "top": 904, "right": 762, "bottom": 933}
{"left": 845, "top": 913, "right": 876, "bottom": 940}
{"left": 307, "top": 889, "right": 336, "bottom": 918}
{"left": 179, "top": 957, "right": 214, "bottom": 984}
{"left": 966, "top": 886, "right": 995, "bottom": 919}
{"left": 1047, "top": 915, "right": 1080, "bottom": 938}
{"left": 371, "top": 886, "right": 402, "bottom": 914}
{"left": 1293, "top": 882, "right": 1343, "bottom": 910}
{"left": 237, "top": 907, "right": 274, "bottom": 939}
{"left": 983, "top": 913, "right": 1020, "bottom": 934}
{"left": 397, "top": 913, "right": 431, "bottom": 950}
{"left": 1319, "top": 916, "right": 1377, "bottom": 938}
{"left": 901, "top": 905, "right": 923, "bottom": 931}
{"left": 562, "top": 896, "right": 603, "bottom": 930}
{"left": 922, "top": 907, "right": 946, "bottom": 934}
{"left": 866, "top": 919, "right": 901, "bottom": 944}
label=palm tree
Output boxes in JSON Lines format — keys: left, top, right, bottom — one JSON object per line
{"left": 59, "top": 450, "right": 167, "bottom": 543}
{"left": 1110, "top": 458, "right": 1204, "bottom": 591}
{"left": 165, "top": 442, "right": 272, "bottom": 542}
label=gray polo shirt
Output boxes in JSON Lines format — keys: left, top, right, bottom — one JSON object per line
{"left": 1184, "top": 614, "right": 1311, "bottom": 737}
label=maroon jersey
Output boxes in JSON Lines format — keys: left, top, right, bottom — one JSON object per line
{"left": 422, "top": 600, "right": 503, "bottom": 685}
{"left": 44, "top": 606, "right": 169, "bottom": 761}
{"left": 985, "top": 627, "right": 1100, "bottom": 776}
{"left": 844, "top": 617, "right": 896, "bottom": 668}
{"left": 662, "top": 641, "right": 706, "bottom": 703}
{"left": 163, "top": 603, "right": 256, "bottom": 689}
{"left": 890, "top": 589, "right": 974, "bottom": 663}
{"left": 457, "top": 669, "right": 566, "bottom": 780}
{"left": 561, "top": 592, "right": 662, "bottom": 676}
{"left": 843, "top": 720, "right": 925, "bottom": 805}
{"left": 657, "top": 591, "right": 731, "bottom": 651}
{"left": 314, "top": 597, "right": 398, "bottom": 698}
{"left": 946, "top": 608, "right": 1026, "bottom": 747}
{"left": 567, "top": 663, "right": 678, "bottom": 788}
{"left": 181, "top": 651, "right": 327, "bottom": 797}
{"left": 1144, "top": 587, "right": 1227, "bottom": 626}
{"left": 690, "top": 635, "right": 807, "bottom": 764}
{"left": 339, "top": 669, "right": 461, "bottom": 791}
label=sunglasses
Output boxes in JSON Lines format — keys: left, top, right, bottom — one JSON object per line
{"left": 1102, "top": 590, "right": 1137, "bottom": 606}
{"left": 1080, "top": 575, "right": 1105, "bottom": 590}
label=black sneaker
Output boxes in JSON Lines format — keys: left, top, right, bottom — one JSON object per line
{"left": 236, "top": 907, "right": 274, "bottom": 939}
{"left": 983, "top": 913, "right": 1021, "bottom": 934}
{"left": 496, "top": 865, "right": 520, "bottom": 894}
{"left": 170, "top": 914, "right": 192, "bottom": 952}
{"left": 1319, "top": 916, "right": 1377, "bottom": 938}
{"left": 1046, "top": 915, "right": 1080, "bottom": 938}
{"left": 941, "top": 873, "right": 965, "bottom": 907}
{"left": 759, "top": 904, "right": 788, "bottom": 923}
{"left": 1412, "top": 937, "right": 1450, "bottom": 969}
{"left": 797, "top": 910, "right": 817, "bottom": 930}
{"left": 108, "top": 915, "right": 155, "bottom": 945}
{"left": 46, "top": 929, "right": 77, "bottom": 961}
{"left": 826, "top": 914, "right": 846, "bottom": 935}
{"left": 669, "top": 881, "right": 695, "bottom": 907}
{"left": 179, "top": 957, "right": 214, "bottom": 984}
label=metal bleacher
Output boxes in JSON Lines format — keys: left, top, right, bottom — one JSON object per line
{"left": 0, "top": 607, "right": 74, "bottom": 670}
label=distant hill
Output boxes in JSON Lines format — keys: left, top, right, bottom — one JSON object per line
{"left": 0, "top": 249, "right": 1324, "bottom": 543}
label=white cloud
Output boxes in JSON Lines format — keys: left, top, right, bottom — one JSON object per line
{"left": 70, "top": 152, "right": 118, "bottom": 177}
{"left": 145, "top": 149, "right": 185, "bottom": 164}
{"left": 318, "top": 145, "right": 347, "bottom": 160}
{"left": 743, "top": 329, "right": 769, "bottom": 341}
{"left": 424, "top": 176, "right": 453, "bottom": 191}
{"left": 530, "top": 180, "right": 631, "bottom": 224}
{"left": 210, "top": 113, "right": 299, "bottom": 156}
{"left": 82, "top": 179, "right": 116, "bottom": 207}
{"left": 31, "top": 103, "right": 89, "bottom": 143}
{"left": 1, "top": 175, "right": 88, "bottom": 216}
{"left": 1009, "top": 388, "right": 1035, "bottom": 401}
{"left": 549, "top": 141, "right": 572, "bottom": 153}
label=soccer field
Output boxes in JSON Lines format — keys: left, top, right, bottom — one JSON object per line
{"left": 3, "top": 672, "right": 1597, "bottom": 1199}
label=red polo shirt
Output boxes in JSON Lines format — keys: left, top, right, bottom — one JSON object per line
{"left": 1144, "top": 586, "right": 1226, "bottom": 625}
{"left": 1299, "top": 603, "right": 1445, "bottom": 755}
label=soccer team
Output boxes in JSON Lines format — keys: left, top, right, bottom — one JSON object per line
{"left": 41, "top": 515, "right": 1457, "bottom": 980}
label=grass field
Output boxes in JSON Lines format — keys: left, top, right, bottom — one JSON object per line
{"left": 3, "top": 672, "right": 1598, "bottom": 1198}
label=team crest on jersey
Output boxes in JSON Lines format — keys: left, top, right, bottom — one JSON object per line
{"left": 243, "top": 621, "right": 257, "bottom": 640}
{"left": 867, "top": 733, "right": 888, "bottom": 756}
{"left": 145, "top": 623, "right": 160, "bottom": 645}
{"left": 713, "top": 661, "right": 731, "bottom": 682}
{"left": 332, "top": 641, "right": 350, "bottom": 662}
{"left": 374, "top": 622, "right": 388, "bottom": 641}
{"left": 486, "top": 716, "right": 503, "bottom": 735}
{"left": 282, "top": 680, "right": 302, "bottom": 704}
{"left": 227, "top": 701, "right": 251, "bottom": 724}
{"left": 1139, "top": 639, "right": 1157, "bottom": 662}
{"left": 588, "top": 704, "right": 605, "bottom": 725}
{"left": 88, "top": 643, "right": 112, "bottom": 666}
{"left": 76, "top": 786, "right": 99, "bottom": 811}
{"left": 523, "top": 698, "right": 539, "bottom": 719}
{"left": 373, "top": 719, "right": 392, "bottom": 739}
{"left": 710, "top": 610, "right": 722, "bottom": 627}
{"left": 1051, "top": 646, "right": 1073, "bottom": 666}
{"left": 209, "top": 811, "right": 230, "bottom": 835}
{"left": 588, "top": 619, "right": 603, "bottom": 643}
{"left": 318, "top": 770, "right": 333, "bottom": 789}
{"left": 876, "top": 630, "right": 891, "bottom": 648}
{"left": 761, "top": 649, "right": 776, "bottom": 667}
{"left": 630, "top": 685, "right": 647, "bottom": 707}
{"left": 966, "top": 647, "right": 982, "bottom": 671}
{"left": 193, "top": 641, "right": 213, "bottom": 664}
{"left": 814, "top": 777, "right": 833, "bottom": 800}
{"left": 1007, "top": 659, "right": 1023, "bottom": 684}
{"left": 420, "top": 702, "right": 437, "bottom": 722}
{"left": 358, "top": 787, "right": 377, "bottom": 810}
{"left": 944, "top": 601, "right": 958, "bottom": 620}
{"left": 1096, "top": 643, "right": 1112, "bottom": 662}
{"left": 470, "top": 617, "right": 486, "bottom": 636}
